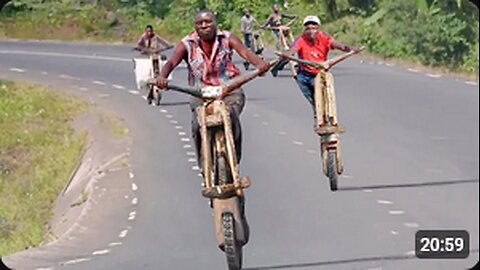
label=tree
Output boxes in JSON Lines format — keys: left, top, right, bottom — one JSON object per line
{"left": 325, "top": 0, "right": 338, "bottom": 19}
{"left": 0, "top": 0, "right": 12, "bottom": 11}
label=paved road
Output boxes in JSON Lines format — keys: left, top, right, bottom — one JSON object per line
{"left": 1, "top": 40, "right": 478, "bottom": 270}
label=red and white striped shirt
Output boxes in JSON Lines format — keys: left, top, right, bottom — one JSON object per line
{"left": 181, "top": 30, "right": 241, "bottom": 87}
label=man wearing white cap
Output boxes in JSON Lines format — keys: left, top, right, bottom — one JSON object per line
{"left": 272, "top": 15, "right": 359, "bottom": 107}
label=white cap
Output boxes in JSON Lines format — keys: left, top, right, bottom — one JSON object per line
{"left": 303, "top": 15, "right": 320, "bottom": 26}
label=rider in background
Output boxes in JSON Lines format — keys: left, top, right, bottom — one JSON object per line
{"left": 156, "top": 10, "right": 269, "bottom": 169}
{"left": 241, "top": 8, "right": 261, "bottom": 69}
{"left": 275, "top": 15, "right": 360, "bottom": 121}
{"left": 261, "top": 4, "right": 297, "bottom": 49}
{"left": 134, "top": 25, "right": 173, "bottom": 76}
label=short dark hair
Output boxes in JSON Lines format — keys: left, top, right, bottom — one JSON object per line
{"left": 195, "top": 9, "right": 217, "bottom": 23}
{"left": 145, "top": 25, "right": 153, "bottom": 31}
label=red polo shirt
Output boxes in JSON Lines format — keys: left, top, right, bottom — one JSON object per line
{"left": 293, "top": 32, "right": 333, "bottom": 75}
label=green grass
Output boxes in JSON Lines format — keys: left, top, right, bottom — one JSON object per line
{"left": 0, "top": 79, "right": 88, "bottom": 255}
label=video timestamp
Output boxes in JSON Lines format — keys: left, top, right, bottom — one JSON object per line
{"left": 415, "top": 230, "right": 469, "bottom": 259}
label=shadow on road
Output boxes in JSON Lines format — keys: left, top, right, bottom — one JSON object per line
{"left": 244, "top": 249, "right": 479, "bottom": 270}
{"left": 158, "top": 101, "right": 190, "bottom": 107}
{"left": 244, "top": 254, "right": 416, "bottom": 270}
{"left": 0, "top": 257, "right": 12, "bottom": 270}
{"left": 339, "top": 179, "right": 479, "bottom": 191}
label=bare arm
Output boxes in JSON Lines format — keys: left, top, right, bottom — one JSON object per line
{"left": 135, "top": 35, "right": 146, "bottom": 51}
{"left": 156, "top": 42, "right": 188, "bottom": 89}
{"left": 261, "top": 14, "right": 273, "bottom": 28}
{"left": 282, "top": 13, "right": 298, "bottom": 26}
{"left": 332, "top": 40, "right": 355, "bottom": 52}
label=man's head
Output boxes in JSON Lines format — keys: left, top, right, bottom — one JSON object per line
{"left": 195, "top": 10, "right": 217, "bottom": 41}
{"left": 303, "top": 16, "right": 320, "bottom": 42}
{"left": 272, "top": 4, "right": 280, "bottom": 13}
{"left": 145, "top": 25, "right": 154, "bottom": 38}
{"left": 244, "top": 8, "right": 250, "bottom": 17}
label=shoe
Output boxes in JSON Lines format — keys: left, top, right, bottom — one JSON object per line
{"left": 271, "top": 68, "right": 278, "bottom": 77}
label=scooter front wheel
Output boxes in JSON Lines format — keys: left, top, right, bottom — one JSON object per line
{"left": 222, "top": 212, "right": 243, "bottom": 270}
{"left": 327, "top": 150, "right": 338, "bottom": 191}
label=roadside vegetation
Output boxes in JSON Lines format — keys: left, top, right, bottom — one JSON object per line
{"left": 0, "top": 0, "right": 478, "bottom": 76}
{"left": 0, "top": 79, "right": 87, "bottom": 255}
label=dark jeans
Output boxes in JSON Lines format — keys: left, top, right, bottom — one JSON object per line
{"left": 190, "top": 89, "right": 246, "bottom": 169}
{"left": 296, "top": 71, "right": 316, "bottom": 108}
{"left": 243, "top": 33, "right": 253, "bottom": 49}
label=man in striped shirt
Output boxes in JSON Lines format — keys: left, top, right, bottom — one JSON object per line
{"left": 157, "top": 10, "right": 269, "bottom": 168}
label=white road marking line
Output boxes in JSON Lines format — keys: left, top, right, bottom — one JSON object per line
{"left": 340, "top": 175, "right": 353, "bottom": 179}
{"left": 389, "top": 210, "right": 405, "bottom": 215}
{"left": 9, "top": 68, "right": 25, "bottom": 73}
{"left": 40, "top": 71, "right": 48, "bottom": 75}
{"left": 363, "top": 189, "right": 373, "bottom": 193}
{"left": 377, "top": 200, "right": 393, "bottom": 205}
{"left": 92, "top": 249, "right": 110, "bottom": 256}
{"left": 465, "top": 81, "right": 478, "bottom": 86}
{"left": 307, "top": 149, "right": 316, "bottom": 154}
{"left": 131, "top": 183, "right": 138, "bottom": 191}
{"left": 112, "top": 84, "right": 125, "bottom": 90}
{"left": 404, "top": 250, "right": 415, "bottom": 256}
{"left": 386, "top": 63, "right": 395, "bottom": 67}
{"left": 59, "top": 74, "right": 79, "bottom": 80}
{"left": 119, "top": 230, "right": 128, "bottom": 238}
{"left": 128, "top": 211, "right": 136, "bottom": 220}
{"left": 108, "top": 242, "right": 123, "bottom": 247}
{"left": 92, "top": 80, "right": 106, "bottom": 85}
{"left": 128, "top": 90, "right": 140, "bottom": 95}
{"left": 124, "top": 195, "right": 129, "bottom": 199}
{"left": 179, "top": 131, "right": 187, "bottom": 136}
{"left": 192, "top": 166, "right": 200, "bottom": 171}
{"left": 426, "top": 73, "right": 442, "bottom": 78}
{"left": 188, "top": 158, "right": 197, "bottom": 163}
{"left": 253, "top": 113, "right": 260, "bottom": 118}
{"left": 186, "top": 151, "right": 196, "bottom": 156}
{"left": 160, "top": 109, "right": 168, "bottom": 113}
{"left": 131, "top": 197, "right": 138, "bottom": 205}
{"left": 262, "top": 121, "right": 269, "bottom": 126}
{"left": 292, "top": 140, "right": 304, "bottom": 146}
{"left": 79, "top": 87, "right": 88, "bottom": 91}
{"left": 391, "top": 230, "right": 399, "bottom": 235}
{"left": 183, "top": 144, "right": 192, "bottom": 149}
{"left": 404, "top": 222, "right": 420, "bottom": 228}
{"left": 175, "top": 125, "right": 183, "bottom": 129}
{"left": 165, "top": 114, "right": 173, "bottom": 118}
{"left": 180, "top": 137, "right": 190, "bottom": 142}
{"left": 98, "top": 94, "right": 110, "bottom": 98}
{"left": 62, "top": 258, "right": 91, "bottom": 265}
{"left": 0, "top": 50, "right": 131, "bottom": 62}
{"left": 278, "top": 131, "right": 287, "bottom": 135}
{"left": 141, "top": 95, "right": 147, "bottom": 100}
{"left": 408, "top": 68, "right": 420, "bottom": 73}
{"left": 36, "top": 267, "right": 54, "bottom": 270}
{"left": 170, "top": 120, "right": 179, "bottom": 124}
{"left": 129, "top": 172, "right": 134, "bottom": 179}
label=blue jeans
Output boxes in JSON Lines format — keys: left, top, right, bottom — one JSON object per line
{"left": 273, "top": 30, "right": 281, "bottom": 50}
{"left": 296, "top": 71, "right": 316, "bottom": 108}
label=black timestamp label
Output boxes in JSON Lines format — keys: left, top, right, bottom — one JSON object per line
{"left": 415, "top": 230, "right": 469, "bottom": 259}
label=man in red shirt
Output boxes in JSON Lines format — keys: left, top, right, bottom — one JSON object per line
{"left": 272, "top": 15, "right": 359, "bottom": 106}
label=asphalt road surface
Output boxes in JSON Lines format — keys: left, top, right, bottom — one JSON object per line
{"left": 1, "top": 40, "right": 478, "bottom": 270}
